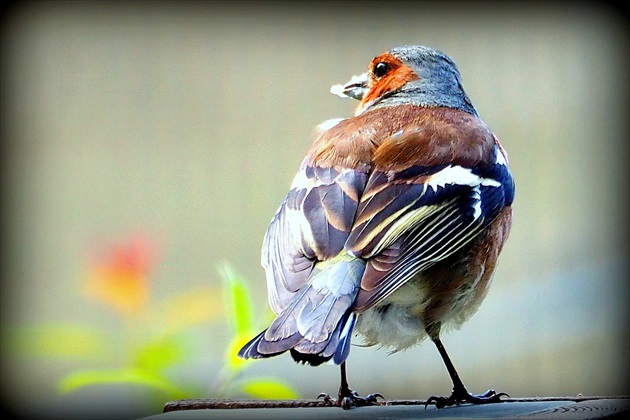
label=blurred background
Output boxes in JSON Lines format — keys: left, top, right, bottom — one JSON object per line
{"left": 1, "top": 2, "right": 628, "bottom": 419}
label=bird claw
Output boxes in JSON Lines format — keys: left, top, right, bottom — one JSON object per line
{"left": 317, "top": 392, "right": 335, "bottom": 406}
{"left": 318, "top": 389, "right": 384, "bottom": 410}
{"left": 425, "top": 388, "right": 508, "bottom": 409}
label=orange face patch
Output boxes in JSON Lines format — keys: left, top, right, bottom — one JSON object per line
{"left": 359, "top": 53, "right": 420, "bottom": 109}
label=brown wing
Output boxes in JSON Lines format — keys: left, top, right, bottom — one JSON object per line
{"left": 347, "top": 127, "right": 514, "bottom": 311}
{"left": 261, "top": 159, "right": 369, "bottom": 314}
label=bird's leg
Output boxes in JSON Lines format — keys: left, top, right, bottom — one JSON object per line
{"left": 318, "top": 362, "right": 384, "bottom": 410}
{"left": 426, "top": 337, "right": 508, "bottom": 409}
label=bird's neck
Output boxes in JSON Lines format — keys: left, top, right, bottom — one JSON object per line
{"left": 368, "top": 86, "right": 478, "bottom": 117}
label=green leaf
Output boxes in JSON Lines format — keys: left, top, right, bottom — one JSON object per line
{"left": 219, "top": 263, "right": 254, "bottom": 335}
{"left": 4, "top": 323, "right": 107, "bottom": 359}
{"left": 132, "top": 336, "right": 186, "bottom": 372}
{"left": 58, "top": 368, "right": 187, "bottom": 399}
{"left": 236, "top": 377, "right": 300, "bottom": 400}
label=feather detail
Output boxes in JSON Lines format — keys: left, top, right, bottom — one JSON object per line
{"left": 246, "top": 254, "right": 366, "bottom": 365}
{"left": 333, "top": 313, "right": 357, "bottom": 364}
{"left": 241, "top": 105, "right": 514, "bottom": 363}
{"left": 343, "top": 111, "right": 512, "bottom": 311}
{"left": 262, "top": 160, "right": 368, "bottom": 314}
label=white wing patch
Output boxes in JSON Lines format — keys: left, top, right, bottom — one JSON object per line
{"left": 471, "top": 185, "right": 482, "bottom": 219}
{"left": 495, "top": 146, "right": 508, "bottom": 166}
{"left": 426, "top": 165, "right": 500, "bottom": 192}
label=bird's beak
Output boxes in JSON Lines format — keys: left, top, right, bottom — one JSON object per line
{"left": 330, "top": 72, "right": 368, "bottom": 100}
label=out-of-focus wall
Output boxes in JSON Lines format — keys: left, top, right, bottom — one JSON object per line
{"left": 1, "top": 2, "right": 628, "bottom": 418}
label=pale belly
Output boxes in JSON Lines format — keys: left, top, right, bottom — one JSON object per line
{"left": 354, "top": 269, "right": 487, "bottom": 352}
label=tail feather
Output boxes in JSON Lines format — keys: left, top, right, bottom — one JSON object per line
{"left": 237, "top": 330, "right": 275, "bottom": 359}
{"left": 333, "top": 312, "right": 357, "bottom": 364}
{"left": 238, "top": 256, "right": 365, "bottom": 365}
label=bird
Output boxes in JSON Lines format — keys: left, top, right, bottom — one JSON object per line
{"left": 238, "top": 45, "right": 515, "bottom": 410}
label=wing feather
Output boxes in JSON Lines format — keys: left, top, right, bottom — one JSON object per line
{"left": 349, "top": 153, "right": 512, "bottom": 311}
{"left": 262, "top": 159, "right": 368, "bottom": 314}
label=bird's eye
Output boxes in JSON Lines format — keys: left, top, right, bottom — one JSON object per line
{"left": 373, "top": 62, "right": 390, "bottom": 78}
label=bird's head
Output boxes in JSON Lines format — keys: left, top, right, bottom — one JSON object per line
{"left": 331, "top": 45, "right": 478, "bottom": 117}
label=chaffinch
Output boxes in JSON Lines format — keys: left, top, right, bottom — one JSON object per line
{"left": 239, "top": 45, "right": 515, "bottom": 409}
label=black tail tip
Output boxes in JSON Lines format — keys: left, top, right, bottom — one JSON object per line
{"left": 290, "top": 349, "right": 331, "bottom": 366}
{"left": 238, "top": 330, "right": 267, "bottom": 359}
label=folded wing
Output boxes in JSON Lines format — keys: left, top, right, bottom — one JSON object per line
{"left": 349, "top": 141, "right": 514, "bottom": 311}
{"left": 262, "top": 160, "right": 369, "bottom": 314}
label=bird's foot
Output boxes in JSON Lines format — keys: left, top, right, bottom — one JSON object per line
{"left": 426, "top": 388, "right": 508, "bottom": 409}
{"left": 318, "top": 388, "right": 384, "bottom": 410}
